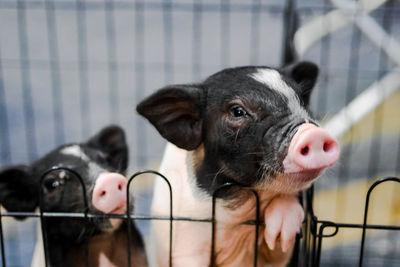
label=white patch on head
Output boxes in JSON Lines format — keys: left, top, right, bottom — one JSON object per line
{"left": 59, "top": 171, "right": 67, "bottom": 179}
{"left": 88, "top": 162, "right": 108, "bottom": 179}
{"left": 249, "top": 68, "right": 309, "bottom": 117}
{"left": 61, "top": 145, "right": 90, "bottom": 162}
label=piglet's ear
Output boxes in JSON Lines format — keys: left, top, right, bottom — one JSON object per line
{"left": 281, "top": 61, "right": 319, "bottom": 107}
{"left": 0, "top": 165, "right": 38, "bottom": 215}
{"left": 136, "top": 85, "right": 203, "bottom": 150}
{"left": 87, "top": 126, "right": 128, "bottom": 172}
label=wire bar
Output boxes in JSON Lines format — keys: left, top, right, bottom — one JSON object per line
{"left": 210, "top": 183, "right": 261, "bottom": 267}
{"left": 128, "top": 170, "right": 173, "bottom": 267}
{"left": 0, "top": 210, "right": 6, "bottom": 267}
{"left": 359, "top": 177, "right": 400, "bottom": 267}
{"left": 39, "top": 167, "right": 90, "bottom": 267}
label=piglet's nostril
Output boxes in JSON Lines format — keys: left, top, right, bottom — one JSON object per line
{"left": 323, "top": 141, "right": 334, "bottom": 152}
{"left": 100, "top": 190, "right": 106, "bottom": 197}
{"left": 118, "top": 183, "right": 123, "bottom": 191}
{"left": 300, "top": 145, "right": 309, "bottom": 156}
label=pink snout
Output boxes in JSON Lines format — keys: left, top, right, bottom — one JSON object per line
{"left": 283, "top": 123, "right": 340, "bottom": 173}
{"left": 92, "top": 173, "right": 127, "bottom": 214}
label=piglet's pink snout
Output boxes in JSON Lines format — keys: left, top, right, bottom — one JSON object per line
{"left": 92, "top": 173, "right": 127, "bottom": 214}
{"left": 284, "top": 123, "right": 340, "bottom": 173}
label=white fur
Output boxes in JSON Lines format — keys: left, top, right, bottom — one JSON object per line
{"left": 151, "top": 143, "right": 212, "bottom": 267}
{"left": 87, "top": 162, "right": 108, "bottom": 180}
{"left": 31, "top": 223, "right": 45, "bottom": 267}
{"left": 60, "top": 145, "right": 107, "bottom": 179}
{"left": 60, "top": 145, "right": 90, "bottom": 162}
{"left": 249, "top": 69, "right": 309, "bottom": 118}
{"left": 151, "top": 143, "right": 302, "bottom": 266}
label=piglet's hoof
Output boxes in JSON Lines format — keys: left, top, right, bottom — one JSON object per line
{"left": 264, "top": 196, "right": 304, "bottom": 253}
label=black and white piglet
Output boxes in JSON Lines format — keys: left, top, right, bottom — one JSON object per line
{"left": 0, "top": 126, "right": 147, "bottom": 267}
{"left": 137, "top": 62, "right": 340, "bottom": 266}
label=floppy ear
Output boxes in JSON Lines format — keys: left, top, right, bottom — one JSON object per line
{"left": 136, "top": 84, "right": 203, "bottom": 150}
{"left": 0, "top": 165, "right": 38, "bottom": 214}
{"left": 281, "top": 61, "right": 319, "bottom": 107}
{"left": 87, "top": 125, "right": 129, "bottom": 172}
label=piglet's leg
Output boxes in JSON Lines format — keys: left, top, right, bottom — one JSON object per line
{"left": 264, "top": 196, "right": 304, "bottom": 253}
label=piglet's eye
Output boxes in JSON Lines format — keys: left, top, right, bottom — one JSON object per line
{"left": 231, "top": 106, "right": 247, "bottom": 118}
{"left": 49, "top": 180, "right": 60, "bottom": 189}
{"left": 43, "top": 177, "right": 61, "bottom": 192}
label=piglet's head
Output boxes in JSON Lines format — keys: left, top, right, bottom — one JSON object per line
{"left": 137, "top": 62, "right": 340, "bottom": 196}
{"left": 0, "top": 126, "right": 129, "bottom": 242}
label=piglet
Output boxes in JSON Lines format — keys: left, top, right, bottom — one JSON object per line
{"left": 0, "top": 126, "right": 147, "bottom": 267}
{"left": 137, "top": 62, "right": 340, "bottom": 266}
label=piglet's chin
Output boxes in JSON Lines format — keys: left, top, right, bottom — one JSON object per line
{"left": 110, "top": 206, "right": 126, "bottom": 214}
{"left": 284, "top": 168, "right": 324, "bottom": 183}
{"left": 102, "top": 207, "right": 127, "bottom": 232}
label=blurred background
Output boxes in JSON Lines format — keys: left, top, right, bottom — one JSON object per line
{"left": 0, "top": 0, "right": 399, "bottom": 266}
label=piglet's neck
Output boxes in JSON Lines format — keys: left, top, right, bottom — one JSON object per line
{"left": 186, "top": 145, "right": 284, "bottom": 203}
{"left": 160, "top": 143, "right": 289, "bottom": 220}
{"left": 186, "top": 148, "right": 281, "bottom": 206}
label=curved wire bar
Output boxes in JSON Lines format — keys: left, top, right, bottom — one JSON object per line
{"left": 127, "top": 170, "right": 173, "bottom": 267}
{"left": 315, "top": 222, "right": 340, "bottom": 266}
{"left": 358, "top": 177, "right": 400, "bottom": 267}
{"left": 210, "top": 183, "right": 261, "bottom": 267}
{"left": 0, "top": 208, "right": 5, "bottom": 267}
{"left": 39, "top": 166, "right": 89, "bottom": 267}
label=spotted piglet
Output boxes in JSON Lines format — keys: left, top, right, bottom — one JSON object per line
{"left": 137, "top": 62, "right": 340, "bottom": 266}
{"left": 0, "top": 126, "right": 147, "bottom": 267}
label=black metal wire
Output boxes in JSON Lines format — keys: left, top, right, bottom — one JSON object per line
{"left": 315, "top": 221, "right": 339, "bottom": 267}
{"left": 0, "top": 208, "right": 6, "bottom": 267}
{"left": 39, "top": 167, "right": 90, "bottom": 267}
{"left": 210, "top": 183, "right": 231, "bottom": 267}
{"left": 127, "top": 170, "right": 173, "bottom": 267}
{"left": 210, "top": 183, "right": 261, "bottom": 267}
{"left": 0, "top": 164, "right": 399, "bottom": 266}
{"left": 299, "top": 177, "right": 400, "bottom": 267}
{"left": 359, "top": 177, "right": 400, "bottom": 267}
